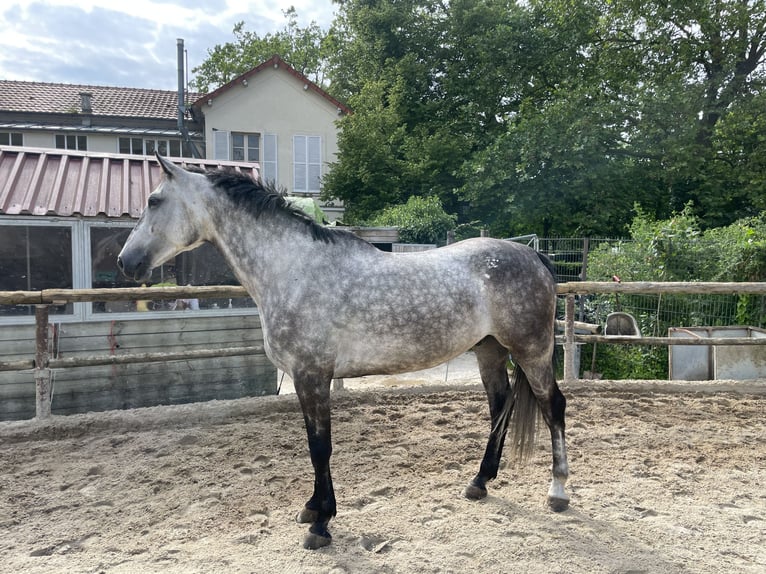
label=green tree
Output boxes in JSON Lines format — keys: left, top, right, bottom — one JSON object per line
{"left": 322, "top": 0, "right": 531, "bottom": 225}
{"left": 193, "top": 1, "right": 766, "bottom": 238}
{"left": 192, "top": 7, "right": 330, "bottom": 93}
{"left": 464, "top": 0, "right": 766, "bottom": 235}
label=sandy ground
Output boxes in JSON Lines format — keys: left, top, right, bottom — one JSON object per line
{"left": 1, "top": 353, "right": 764, "bottom": 574}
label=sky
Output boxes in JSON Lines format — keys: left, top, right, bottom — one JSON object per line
{"left": 0, "top": 0, "right": 336, "bottom": 90}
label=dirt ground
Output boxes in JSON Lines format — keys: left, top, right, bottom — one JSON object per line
{"left": 1, "top": 354, "right": 764, "bottom": 574}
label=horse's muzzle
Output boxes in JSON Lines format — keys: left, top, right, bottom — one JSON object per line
{"left": 117, "top": 251, "right": 151, "bottom": 282}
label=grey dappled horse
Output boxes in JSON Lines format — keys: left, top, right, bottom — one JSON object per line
{"left": 117, "top": 154, "right": 570, "bottom": 549}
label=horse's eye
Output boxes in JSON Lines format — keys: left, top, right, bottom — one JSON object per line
{"left": 147, "top": 195, "right": 162, "bottom": 208}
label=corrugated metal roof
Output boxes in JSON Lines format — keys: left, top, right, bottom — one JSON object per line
{"left": 0, "top": 147, "right": 259, "bottom": 219}
{"left": 0, "top": 80, "right": 200, "bottom": 120}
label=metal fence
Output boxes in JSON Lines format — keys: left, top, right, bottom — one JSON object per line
{"left": 506, "top": 236, "right": 766, "bottom": 378}
{"left": 529, "top": 236, "right": 765, "bottom": 331}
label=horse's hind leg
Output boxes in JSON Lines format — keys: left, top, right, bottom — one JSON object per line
{"left": 464, "top": 336, "right": 513, "bottom": 500}
{"left": 519, "top": 353, "right": 570, "bottom": 511}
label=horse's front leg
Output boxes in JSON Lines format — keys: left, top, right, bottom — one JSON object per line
{"left": 293, "top": 373, "right": 335, "bottom": 549}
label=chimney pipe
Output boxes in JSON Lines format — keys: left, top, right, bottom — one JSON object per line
{"left": 79, "top": 92, "right": 93, "bottom": 113}
{"left": 177, "top": 38, "right": 185, "bottom": 132}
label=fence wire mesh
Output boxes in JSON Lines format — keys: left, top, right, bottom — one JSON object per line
{"left": 530, "top": 236, "right": 765, "bottom": 331}
{"left": 506, "top": 236, "right": 766, "bottom": 378}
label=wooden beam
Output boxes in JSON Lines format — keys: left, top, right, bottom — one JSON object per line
{"left": 568, "top": 335, "right": 766, "bottom": 346}
{"left": 557, "top": 281, "right": 766, "bottom": 296}
{"left": 34, "top": 305, "right": 52, "bottom": 419}
{"left": 47, "top": 345, "right": 265, "bottom": 369}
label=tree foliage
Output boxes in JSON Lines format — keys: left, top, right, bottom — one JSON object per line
{"left": 193, "top": 1, "right": 766, "bottom": 238}
{"left": 321, "top": 0, "right": 766, "bottom": 235}
{"left": 588, "top": 206, "right": 766, "bottom": 284}
{"left": 191, "top": 8, "right": 330, "bottom": 93}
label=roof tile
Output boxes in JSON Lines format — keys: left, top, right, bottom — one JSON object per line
{"left": 0, "top": 80, "right": 200, "bottom": 120}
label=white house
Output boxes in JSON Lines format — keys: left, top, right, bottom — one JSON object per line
{"left": 0, "top": 51, "right": 350, "bottom": 212}
{"left": 197, "top": 55, "right": 351, "bottom": 220}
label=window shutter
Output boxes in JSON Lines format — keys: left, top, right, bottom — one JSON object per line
{"left": 308, "top": 136, "right": 321, "bottom": 193}
{"left": 293, "top": 135, "right": 307, "bottom": 192}
{"left": 213, "top": 130, "right": 230, "bottom": 160}
{"left": 293, "top": 135, "right": 321, "bottom": 193}
{"left": 262, "top": 134, "right": 277, "bottom": 185}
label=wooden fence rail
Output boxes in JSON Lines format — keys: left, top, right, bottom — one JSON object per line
{"left": 1, "top": 282, "right": 765, "bottom": 418}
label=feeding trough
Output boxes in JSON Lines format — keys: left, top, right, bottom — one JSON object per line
{"left": 669, "top": 326, "right": 766, "bottom": 380}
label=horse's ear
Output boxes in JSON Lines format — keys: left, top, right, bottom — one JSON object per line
{"left": 156, "top": 152, "right": 181, "bottom": 179}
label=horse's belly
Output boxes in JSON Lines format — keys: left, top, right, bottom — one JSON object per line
{"left": 332, "top": 327, "right": 483, "bottom": 378}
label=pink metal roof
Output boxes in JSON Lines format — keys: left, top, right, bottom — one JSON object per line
{"left": 0, "top": 147, "right": 259, "bottom": 219}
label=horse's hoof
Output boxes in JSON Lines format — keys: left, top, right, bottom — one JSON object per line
{"left": 547, "top": 496, "right": 570, "bottom": 512}
{"left": 463, "top": 484, "right": 488, "bottom": 500}
{"left": 296, "top": 507, "right": 319, "bottom": 524}
{"left": 303, "top": 531, "right": 332, "bottom": 550}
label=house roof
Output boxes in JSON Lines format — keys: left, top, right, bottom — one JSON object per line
{"left": 0, "top": 80, "right": 200, "bottom": 121}
{"left": 0, "top": 147, "right": 258, "bottom": 219}
{"left": 193, "top": 55, "right": 352, "bottom": 115}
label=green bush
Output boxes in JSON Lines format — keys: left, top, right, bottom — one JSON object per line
{"left": 584, "top": 206, "right": 766, "bottom": 377}
{"left": 367, "top": 195, "right": 457, "bottom": 245}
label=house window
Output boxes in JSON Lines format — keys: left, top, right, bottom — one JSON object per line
{"left": 55, "top": 134, "right": 87, "bottom": 151}
{"left": 119, "top": 138, "right": 182, "bottom": 157}
{"left": 0, "top": 224, "right": 73, "bottom": 316}
{"left": 119, "top": 137, "right": 143, "bottom": 155}
{"left": 232, "top": 133, "right": 260, "bottom": 162}
{"left": 293, "top": 135, "right": 321, "bottom": 193}
{"left": 89, "top": 225, "right": 255, "bottom": 313}
{"left": 213, "top": 131, "right": 276, "bottom": 184}
{"left": 0, "top": 132, "right": 23, "bottom": 146}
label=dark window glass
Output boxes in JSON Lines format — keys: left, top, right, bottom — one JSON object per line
{"left": 55, "top": 134, "right": 87, "bottom": 150}
{"left": 0, "top": 226, "right": 73, "bottom": 316}
{"left": 0, "top": 132, "right": 23, "bottom": 146}
{"left": 90, "top": 228, "right": 254, "bottom": 312}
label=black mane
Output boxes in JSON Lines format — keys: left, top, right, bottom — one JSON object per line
{"left": 203, "top": 169, "right": 359, "bottom": 245}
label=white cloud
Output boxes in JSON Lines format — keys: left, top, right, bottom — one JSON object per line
{"left": 0, "top": 0, "right": 336, "bottom": 89}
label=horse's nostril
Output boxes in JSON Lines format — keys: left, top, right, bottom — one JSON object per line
{"left": 117, "top": 255, "right": 124, "bottom": 270}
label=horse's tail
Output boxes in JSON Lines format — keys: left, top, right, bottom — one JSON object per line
{"left": 498, "top": 365, "right": 540, "bottom": 462}
{"left": 497, "top": 248, "right": 558, "bottom": 461}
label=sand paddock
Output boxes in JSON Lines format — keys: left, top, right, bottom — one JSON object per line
{"left": 1, "top": 369, "right": 764, "bottom": 574}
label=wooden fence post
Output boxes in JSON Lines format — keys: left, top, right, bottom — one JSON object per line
{"left": 563, "top": 294, "right": 577, "bottom": 383}
{"left": 34, "top": 305, "right": 52, "bottom": 418}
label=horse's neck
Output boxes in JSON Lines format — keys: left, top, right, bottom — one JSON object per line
{"left": 206, "top": 207, "right": 316, "bottom": 304}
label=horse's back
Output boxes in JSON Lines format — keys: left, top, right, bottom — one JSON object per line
{"left": 327, "top": 237, "right": 557, "bottom": 377}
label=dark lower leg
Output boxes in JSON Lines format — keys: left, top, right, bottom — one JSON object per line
{"left": 541, "top": 386, "right": 569, "bottom": 510}
{"left": 466, "top": 338, "right": 512, "bottom": 499}
{"left": 294, "top": 379, "right": 336, "bottom": 548}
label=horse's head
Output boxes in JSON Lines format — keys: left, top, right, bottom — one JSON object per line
{"left": 117, "top": 153, "right": 207, "bottom": 282}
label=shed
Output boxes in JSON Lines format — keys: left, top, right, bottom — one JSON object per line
{"left": 0, "top": 147, "right": 277, "bottom": 420}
